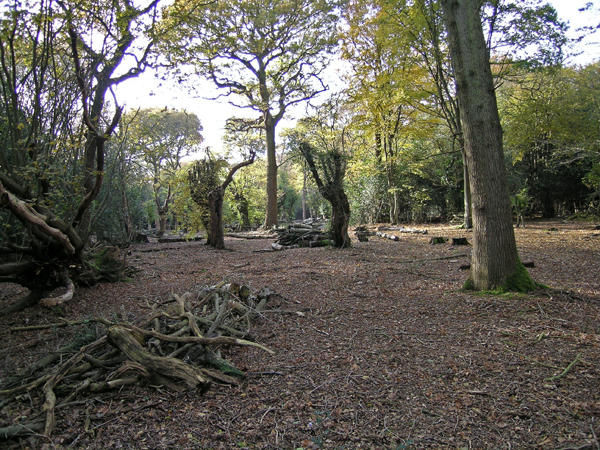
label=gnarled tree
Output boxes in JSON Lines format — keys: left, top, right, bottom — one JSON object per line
{"left": 189, "top": 153, "right": 256, "bottom": 249}
{"left": 0, "top": 0, "right": 160, "bottom": 315}
{"left": 287, "top": 97, "right": 353, "bottom": 248}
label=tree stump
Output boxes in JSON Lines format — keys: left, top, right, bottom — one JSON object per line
{"left": 452, "top": 237, "right": 470, "bottom": 246}
{"left": 134, "top": 233, "right": 150, "bottom": 243}
{"left": 429, "top": 237, "right": 447, "bottom": 244}
{"left": 355, "top": 232, "right": 369, "bottom": 242}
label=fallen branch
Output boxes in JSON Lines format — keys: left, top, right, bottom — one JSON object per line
{"left": 10, "top": 318, "right": 103, "bottom": 332}
{"left": 0, "top": 421, "right": 46, "bottom": 440}
{"left": 504, "top": 349, "right": 560, "bottom": 370}
{"left": 376, "top": 232, "right": 399, "bottom": 241}
{"left": 106, "top": 325, "right": 210, "bottom": 390}
{"left": 226, "top": 232, "right": 275, "bottom": 240}
{"left": 117, "top": 323, "right": 275, "bottom": 354}
{"left": 546, "top": 353, "right": 581, "bottom": 382}
{"left": 377, "top": 226, "right": 428, "bottom": 234}
{"left": 42, "top": 337, "right": 107, "bottom": 436}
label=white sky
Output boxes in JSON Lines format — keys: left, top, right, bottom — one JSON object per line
{"left": 115, "top": 0, "right": 599, "bottom": 156}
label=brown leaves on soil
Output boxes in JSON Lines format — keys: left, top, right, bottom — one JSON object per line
{"left": 1, "top": 220, "right": 599, "bottom": 449}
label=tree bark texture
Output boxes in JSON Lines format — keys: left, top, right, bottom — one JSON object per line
{"left": 325, "top": 186, "right": 352, "bottom": 248}
{"left": 208, "top": 186, "right": 226, "bottom": 249}
{"left": 441, "top": 0, "right": 533, "bottom": 291}
{"left": 264, "top": 117, "right": 279, "bottom": 228}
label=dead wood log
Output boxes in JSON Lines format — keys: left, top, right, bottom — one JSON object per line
{"left": 225, "top": 232, "right": 275, "bottom": 239}
{"left": 157, "top": 236, "right": 203, "bottom": 243}
{"left": 275, "top": 224, "right": 329, "bottom": 247}
{"left": 106, "top": 325, "right": 211, "bottom": 391}
{"left": 378, "top": 226, "right": 428, "bottom": 234}
{"left": 391, "top": 253, "right": 470, "bottom": 264}
{"left": 376, "top": 232, "right": 399, "bottom": 241}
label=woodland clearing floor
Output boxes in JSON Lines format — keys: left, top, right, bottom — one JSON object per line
{"left": 1, "top": 220, "right": 600, "bottom": 450}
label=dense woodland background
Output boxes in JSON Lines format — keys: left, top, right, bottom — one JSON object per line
{"left": 1, "top": 0, "right": 598, "bottom": 252}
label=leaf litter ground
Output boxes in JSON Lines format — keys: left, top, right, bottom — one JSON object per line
{"left": 1, "top": 220, "right": 599, "bottom": 450}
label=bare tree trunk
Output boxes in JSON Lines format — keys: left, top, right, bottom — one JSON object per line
{"left": 302, "top": 168, "right": 307, "bottom": 221}
{"left": 264, "top": 118, "right": 278, "bottom": 228}
{"left": 441, "top": 0, "right": 535, "bottom": 291}
{"left": 328, "top": 188, "right": 352, "bottom": 248}
{"left": 208, "top": 187, "right": 226, "bottom": 249}
{"left": 461, "top": 146, "right": 472, "bottom": 229}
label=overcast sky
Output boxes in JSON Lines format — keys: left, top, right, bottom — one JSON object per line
{"left": 115, "top": 0, "right": 599, "bottom": 157}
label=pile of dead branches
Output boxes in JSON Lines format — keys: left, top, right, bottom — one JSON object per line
{"left": 0, "top": 282, "right": 281, "bottom": 439}
{"left": 272, "top": 223, "right": 331, "bottom": 250}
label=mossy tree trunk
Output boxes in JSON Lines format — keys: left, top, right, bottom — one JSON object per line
{"left": 441, "top": 0, "right": 535, "bottom": 291}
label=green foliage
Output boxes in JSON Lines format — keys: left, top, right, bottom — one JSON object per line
{"left": 225, "top": 160, "right": 267, "bottom": 228}
{"left": 277, "top": 167, "right": 301, "bottom": 223}
{"left": 499, "top": 64, "right": 599, "bottom": 217}
{"left": 160, "top": 0, "right": 342, "bottom": 113}
{"left": 119, "top": 108, "right": 204, "bottom": 235}
{"left": 169, "top": 166, "right": 205, "bottom": 233}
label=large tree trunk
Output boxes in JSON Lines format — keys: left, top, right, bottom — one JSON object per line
{"left": 157, "top": 213, "right": 168, "bottom": 237}
{"left": 264, "top": 116, "right": 278, "bottom": 228}
{"left": 326, "top": 188, "right": 351, "bottom": 248}
{"left": 441, "top": 0, "right": 535, "bottom": 291}
{"left": 208, "top": 187, "right": 226, "bottom": 249}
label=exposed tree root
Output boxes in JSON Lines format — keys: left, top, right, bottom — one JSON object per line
{"left": 0, "top": 289, "right": 47, "bottom": 316}
{"left": 41, "top": 271, "right": 75, "bottom": 307}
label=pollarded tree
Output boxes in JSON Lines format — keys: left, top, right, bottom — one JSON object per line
{"left": 189, "top": 154, "right": 256, "bottom": 249}
{"left": 441, "top": 0, "right": 535, "bottom": 291}
{"left": 124, "top": 108, "right": 204, "bottom": 236}
{"left": 287, "top": 96, "right": 354, "bottom": 248}
{"left": 160, "top": 0, "right": 342, "bottom": 227}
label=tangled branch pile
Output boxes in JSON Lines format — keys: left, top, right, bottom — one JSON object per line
{"left": 272, "top": 223, "right": 332, "bottom": 249}
{"left": 0, "top": 283, "right": 281, "bottom": 438}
